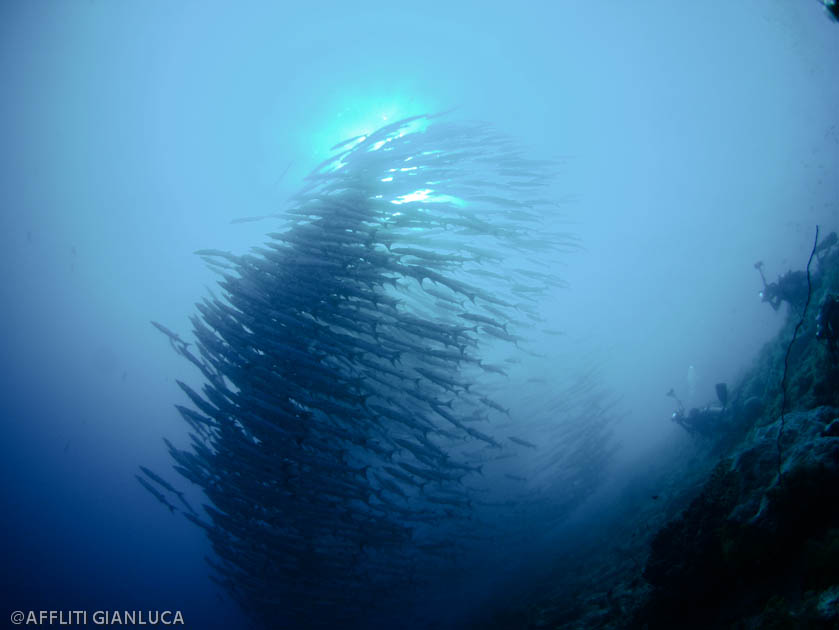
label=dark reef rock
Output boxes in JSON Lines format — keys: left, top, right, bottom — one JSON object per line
{"left": 635, "top": 406, "right": 839, "bottom": 629}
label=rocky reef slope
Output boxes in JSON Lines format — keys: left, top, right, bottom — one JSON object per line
{"left": 482, "top": 237, "right": 839, "bottom": 629}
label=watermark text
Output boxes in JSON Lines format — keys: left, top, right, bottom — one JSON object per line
{"left": 10, "top": 610, "right": 185, "bottom": 625}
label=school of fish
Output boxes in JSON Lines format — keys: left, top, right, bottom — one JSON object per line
{"left": 141, "top": 114, "right": 619, "bottom": 629}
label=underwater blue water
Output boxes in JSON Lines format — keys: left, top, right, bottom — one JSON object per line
{"left": 1, "top": 2, "right": 837, "bottom": 629}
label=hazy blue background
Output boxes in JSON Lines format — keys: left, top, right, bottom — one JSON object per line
{"left": 1, "top": 1, "right": 836, "bottom": 627}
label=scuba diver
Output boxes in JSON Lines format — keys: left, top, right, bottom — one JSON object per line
{"left": 754, "top": 261, "right": 809, "bottom": 313}
{"left": 667, "top": 383, "right": 728, "bottom": 438}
